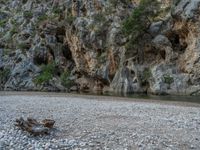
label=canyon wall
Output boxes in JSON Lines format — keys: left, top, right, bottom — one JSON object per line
{"left": 0, "top": 0, "right": 200, "bottom": 95}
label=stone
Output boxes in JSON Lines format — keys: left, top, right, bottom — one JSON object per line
{"left": 149, "top": 64, "right": 200, "bottom": 95}
{"left": 172, "top": 0, "right": 200, "bottom": 20}
{"left": 70, "top": 85, "right": 79, "bottom": 91}
{"left": 149, "top": 21, "right": 163, "bottom": 37}
{"left": 0, "top": 141, "right": 6, "bottom": 149}
{"left": 0, "top": 11, "right": 8, "bottom": 20}
{"left": 110, "top": 65, "right": 142, "bottom": 94}
{"left": 152, "top": 35, "right": 172, "bottom": 48}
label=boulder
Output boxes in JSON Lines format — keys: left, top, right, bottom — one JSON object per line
{"left": 3, "top": 50, "right": 40, "bottom": 91}
{"left": 172, "top": 0, "right": 200, "bottom": 20}
{"left": 149, "top": 64, "right": 200, "bottom": 95}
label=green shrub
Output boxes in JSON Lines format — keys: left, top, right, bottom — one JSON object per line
{"left": 34, "top": 62, "right": 56, "bottom": 85}
{"left": 163, "top": 74, "right": 174, "bottom": 84}
{"left": 22, "top": 0, "right": 28, "bottom": 4}
{"left": 122, "top": 0, "right": 160, "bottom": 50}
{"left": 2, "top": 49, "right": 12, "bottom": 55}
{"left": 10, "top": 19, "right": 18, "bottom": 26}
{"left": 52, "top": 7, "right": 62, "bottom": 14}
{"left": 143, "top": 68, "right": 152, "bottom": 80}
{"left": 0, "top": 0, "right": 7, "bottom": 4}
{"left": 23, "top": 11, "right": 33, "bottom": 19}
{"left": 60, "top": 71, "right": 73, "bottom": 88}
{"left": 65, "top": 15, "right": 76, "bottom": 25}
{"left": 93, "top": 13, "right": 106, "bottom": 23}
{"left": 0, "top": 19, "right": 6, "bottom": 27}
{"left": 141, "top": 68, "right": 152, "bottom": 85}
{"left": 0, "top": 68, "right": 10, "bottom": 84}
{"left": 110, "top": 0, "right": 118, "bottom": 7}
{"left": 110, "top": 0, "right": 131, "bottom": 7}
{"left": 16, "top": 43, "right": 30, "bottom": 50}
{"left": 10, "top": 26, "right": 18, "bottom": 35}
{"left": 37, "top": 14, "right": 48, "bottom": 22}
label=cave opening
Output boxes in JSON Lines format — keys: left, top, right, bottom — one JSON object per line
{"left": 160, "top": 50, "right": 166, "bottom": 60}
{"left": 55, "top": 26, "right": 75, "bottom": 65}
{"left": 62, "top": 45, "right": 73, "bottom": 60}
{"left": 56, "top": 26, "right": 66, "bottom": 43}
{"left": 166, "top": 31, "right": 188, "bottom": 53}
{"left": 48, "top": 47, "right": 55, "bottom": 60}
{"left": 33, "top": 47, "right": 48, "bottom": 66}
{"left": 33, "top": 55, "right": 48, "bottom": 65}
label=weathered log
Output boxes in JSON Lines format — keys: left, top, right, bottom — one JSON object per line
{"left": 42, "top": 119, "right": 55, "bottom": 128}
{"left": 15, "top": 117, "right": 55, "bottom": 136}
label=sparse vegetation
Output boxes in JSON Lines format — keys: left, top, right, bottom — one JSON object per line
{"left": 10, "top": 26, "right": 18, "bottom": 35}
{"left": 110, "top": 0, "right": 118, "bottom": 7}
{"left": 97, "top": 52, "right": 107, "bottom": 64}
{"left": 52, "top": 7, "right": 63, "bottom": 15}
{"left": 22, "top": 0, "right": 28, "bottom": 4}
{"left": 34, "top": 62, "right": 56, "bottom": 85}
{"left": 163, "top": 74, "right": 174, "bottom": 84}
{"left": 141, "top": 68, "right": 152, "bottom": 85}
{"left": 93, "top": 13, "right": 106, "bottom": 23}
{"left": 2, "top": 49, "right": 12, "bottom": 55}
{"left": 110, "top": 0, "right": 131, "bottom": 8}
{"left": 10, "top": 19, "right": 18, "bottom": 26}
{"left": 0, "top": 0, "right": 7, "bottom": 4}
{"left": 60, "top": 71, "right": 73, "bottom": 88}
{"left": 0, "top": 68, "right": 10, "bottom": 84}
{"left": 122, "top": 0, "right": 160, "bottom": 50}
{"left": 65, "top": 15, "right": 76, "bottom": 25}
{"left": 37, "top": 14, "right": 48, "bottom": 23}
{"left": 143, "top": 68, "right": 152, "bottom": 80}
{"left": 0, "top": 19, "right": 7, "bottom": 28}
{"left": 23, "top": 11, "right": 33, "bottom": 19}
{"left": 16, "top": 43, "right": 30, "bottom": 50}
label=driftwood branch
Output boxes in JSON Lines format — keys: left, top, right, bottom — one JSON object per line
{"left": 15, "top": 117, "right": 55, "bottom": 136}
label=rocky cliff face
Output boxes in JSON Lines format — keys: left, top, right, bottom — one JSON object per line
{"left": 0, "top": 0, "right": 200, "bottom": 95}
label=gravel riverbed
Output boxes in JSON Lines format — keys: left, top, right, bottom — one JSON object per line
{"left": 0, "top": 92, "right": 200, "bottom": 150}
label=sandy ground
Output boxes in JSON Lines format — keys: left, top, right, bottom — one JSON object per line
{"left": 0, "top": 92, "right": 200, "bottom": 149}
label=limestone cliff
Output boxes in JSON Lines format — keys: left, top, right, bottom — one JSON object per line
{"left": 0, "top": 0, "right": 200, "bottom": 95}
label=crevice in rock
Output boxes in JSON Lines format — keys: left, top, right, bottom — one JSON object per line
{"left": 160, "top": 50, "right": 166, "bottom": 60}
{"left": 33, "top": 57, "right": 48, "bottom": 65}
{"left": 48, "top": 47, "right": 55, "bottom": 60}
{"left": 56, "top": 26, "right": 66, "bottom": 43}
{"left": 166, "top": 31, "right": 188, "bottom": 53}
{"left": 80, "top": 4, "right": 87, "bottom": 16}
{"left": 62, "top": 45, "right": 73, "bottom": 61}
{"left": 33, "top": 50, "right": 48, "bottom": 65}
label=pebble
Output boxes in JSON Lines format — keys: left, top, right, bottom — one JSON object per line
{"left": 0, "top": 141, "right": 5, "bottom": 149}
{"left": 0, "top": 94, "right": 200, "bottom": 150}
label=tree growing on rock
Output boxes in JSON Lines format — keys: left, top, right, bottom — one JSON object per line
{"left": 122, "top": 0, "right": 161, "bottom": 62}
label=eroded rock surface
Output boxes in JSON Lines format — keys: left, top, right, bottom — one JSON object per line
{"left": 0, "top": 0, "right": 200, "bottom": 95}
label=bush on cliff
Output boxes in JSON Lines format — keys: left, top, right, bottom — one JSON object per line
{"left": 122, "top": 0, "right": 160, "bottom": 50}
{"left": 60, "top": 71, "right": 73, "bottom": 88}
{"left": 0, "top": 68, "right": 10, "bottom": 85}
{"left": 34, "top": 62, "right": 56, "bottom": 85}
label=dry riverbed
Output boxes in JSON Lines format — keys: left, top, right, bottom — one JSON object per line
{"left": 0, "top": 92, "right": 200, "bottom": 150}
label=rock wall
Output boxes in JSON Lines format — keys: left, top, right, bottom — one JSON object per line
{"left": 0, "top": 0, "right": 200, "bottom": 95}
{"left": 148, "top": 0, "right": 200, "bottom": 95}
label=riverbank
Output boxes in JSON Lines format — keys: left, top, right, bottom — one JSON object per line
{"left": 0, "top": 92, "right": 200, "bottom": 149}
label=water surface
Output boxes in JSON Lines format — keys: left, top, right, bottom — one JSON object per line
{"left": 81, "top": 92, "right": 200, "bottom": 104}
